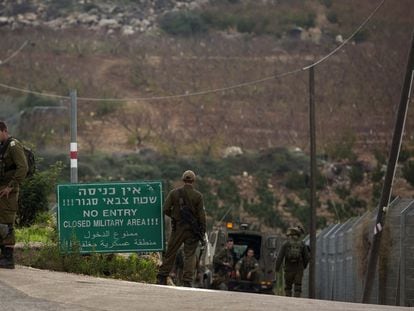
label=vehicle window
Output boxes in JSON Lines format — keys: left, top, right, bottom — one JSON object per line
{"left": 266, "top": 237, "right": 278, "bottom": 249}
{"left": 230, "top": 234, "right": 262, "bottom": 260}
{"left": 233, "top": 244, "right": 248, "bottom": 261}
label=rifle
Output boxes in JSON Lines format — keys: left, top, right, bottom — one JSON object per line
{"left": 178, "top": 188, "right": 204, "bottom": 242}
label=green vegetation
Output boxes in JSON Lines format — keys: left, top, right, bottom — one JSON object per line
{"left": 15, "top": 189, "right": 158, "bottom": 283}
{"left": 324, "top": 132, "right": 357, "bottom": 161}
{"left": 15, "top": 224, "right": 55, "bottom": 244}
{"left": 18, "top": 94, "right": 60, "bottom": 110}
{"left": 353, "top": 29, "right": 369, "bottom": 44}
{"left": 18, "top": 161, "right": 65, "bottom": 226}
{"left": 158, "top": 2, "right": 316, "bottom": 37}
{"left": 349, "top": 163, "right": 364, "bottom": 186}
{"left": 320, "top": 0, "right": 333, "bottom": 8}
{"left": 16, "top": 218, "right": 158, "bottom": 283}
{"left": 402, "top": 160, "right": 414, "bottom": 187}
{"left": 244, "top": 176, "right": 284, "bottom": 229}
{"left": 33, "top": 145, "right": 382, "bottom": 231}
{"left": 159, "top": 11, "right": 208, "bottom": 36}
{"left": 15, "top": 172, "right": 159, "bottom": 282}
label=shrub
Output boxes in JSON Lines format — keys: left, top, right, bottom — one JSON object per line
{"left": 236, "top": 17, "right": 256, "bottom": 33}
{"left": 324, "top": 132, "right": 357, "bottom": 161}
{"left": 327, "top": 11, "right": 338, "bottom": 24}
{"left": 335, "top": 185, "right": 350, "bottom": 200}
{"left": 121, "top": 164, "right": 161, "bottom": 180}
{"left": 402, "top": 160, "right": 414, "bottom": 187}
{"left": 18, "top": 161, "right": 65, "bottom": 227}
{"left": 285, "top": 171, "right": 307, "bottom": 190}
{"left": 398, "top": 146, "right": 412, "bottom": 162}
{"left": 217, "top": 177, "right": 241, "bottom": 208}
{"left": 349, "top": 163, "right": 364, "bottom": 185}
{"left": 354, "top": 30, "right": 369, "bottom": 43}
{"left": 18, "top": 94, "right": 59, "bottom": 110}
{"left": 371, "top": 164, "right": 384, "bottom": 183}
{"left": 18, "top": 242, "right": 158, "bottom": 283}
{"left": 159, "top": 11, "right": 208, "bottom": 36}
{"left": 320, "top": 0, "right": 333, "bottom": 8}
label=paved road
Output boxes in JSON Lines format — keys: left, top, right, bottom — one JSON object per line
{"left": 0, "top": 266, "right": 412, "bottom": 311}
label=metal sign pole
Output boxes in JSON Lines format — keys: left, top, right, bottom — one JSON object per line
{"left": 70, "top": 89, "right": 78, "bottom": 183}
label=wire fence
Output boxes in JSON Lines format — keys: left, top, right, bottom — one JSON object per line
{"left": 302, "top": 197, "right": 414, "bottom": 306}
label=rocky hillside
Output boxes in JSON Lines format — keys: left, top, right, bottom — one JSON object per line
{"left": 1, "top": 0, "right": 414, "bottom": 230}
{"left": 0, "top": 0, "right": 210, "bottom": 34}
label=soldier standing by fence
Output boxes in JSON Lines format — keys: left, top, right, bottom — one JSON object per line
{"left": 276, "top": 227, "right": 310, "bottom": 297}
{"left": 157, "top": 170, "right": 206, "bottom": 287}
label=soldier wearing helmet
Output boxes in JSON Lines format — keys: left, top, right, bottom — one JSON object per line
{"left": 157, "top": 170, "right": 206, "bottom": 287}
{"left": 276, "top": 226, "right": 310, "bottom": 297}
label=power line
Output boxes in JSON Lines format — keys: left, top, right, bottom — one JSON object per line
{"left": 0, "top": 82, "right": 69, "bottom": 100}
{"left": 0, "top": 40, "right": 29, "bottom": 66}
{"left": 0, "top": 0, "right": 386, "bottom": 102}
{"left": 303, "top": 0, "right": 385, "bottom": 70}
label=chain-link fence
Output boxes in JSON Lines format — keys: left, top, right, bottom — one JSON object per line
{"left": 302, "top": 197, "right": 414, "bottom": 307}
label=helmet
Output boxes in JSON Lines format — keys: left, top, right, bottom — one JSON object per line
{"left": 182, "top": 170, "right": 196, "bottom": 182}
{"left": 287, "top": 227, "right": 301, "bottom": 236}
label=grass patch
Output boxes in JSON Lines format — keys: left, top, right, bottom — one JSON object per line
{"left": 16, "top": 223, "right": 158, "bottom": 284}
{"left": 15, "top": 225, "right": 55, "bottom": 244}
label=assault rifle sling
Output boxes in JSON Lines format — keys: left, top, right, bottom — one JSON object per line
{"left": 178, "top": 188, "right": 203, "bottom": 241}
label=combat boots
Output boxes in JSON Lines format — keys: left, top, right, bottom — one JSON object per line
{"left": 0, "top": 247, "right": 15, "bottom": 269}
{"left": 156, "top": 274, "right": 167, "bottom": 285}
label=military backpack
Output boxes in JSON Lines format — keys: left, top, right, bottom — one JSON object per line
{"left": 0, "top": 137, "right": 36, "bottom": 178}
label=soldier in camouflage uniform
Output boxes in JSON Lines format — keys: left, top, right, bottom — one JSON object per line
{"left": 275, "top": 227, "right": 310, "bottom": 297}
{"left": 212, "top": 237, "right": 236, "bottom": 290}
{"left": 0, "top": 121, "right": 28, "bottom": 269}
{"left": 235, "top": 248, "right": 260, "bottom": 282}
{"left": 157, "top": 170, "right": 206, "bottom": 287}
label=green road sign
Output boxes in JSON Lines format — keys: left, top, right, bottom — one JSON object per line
{"left": 57, "top": 181, "right": 164, "bottom": 253}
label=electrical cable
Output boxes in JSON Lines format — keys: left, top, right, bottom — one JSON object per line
{"left": 0, "top": 0, "right": 386, "bottom": 102}
{"left": 303, "top": 0, "right": 385, "bottom": 70}
{"left": 0, "top": 40, "right": 29, "bottom": 66}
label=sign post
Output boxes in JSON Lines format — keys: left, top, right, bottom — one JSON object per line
{"left": 57, "top": 181, "right": 164, "bottom": 253}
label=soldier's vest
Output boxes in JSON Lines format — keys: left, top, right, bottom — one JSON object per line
{"left": 285, "top": 240, "right": 303, "bottom": 263}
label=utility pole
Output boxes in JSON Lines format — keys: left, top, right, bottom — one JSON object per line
{"left": 308, "top": 66, "right": 316, "bottom": 299}
{"left": 362, "top": 32, "right": 414, "bottom": 303}
{"left": 70, "top": 89, "right": 78, "bottom": 183}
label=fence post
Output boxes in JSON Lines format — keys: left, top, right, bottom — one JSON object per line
{"left": 362, "top": 31, "right": 414, "bottom": 303}
{"left": 309, "top": 66, "right": 317, "bottom": 298}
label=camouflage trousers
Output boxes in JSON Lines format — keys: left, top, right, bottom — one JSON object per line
{"left": 212, "top": 269, "right": 232, "bottom": 290}
{"left": 158, "top": 226, "right": 199, "bottom": 283}
{"left": 0, "top": 187, "right": 19, "bottom": 246}
{"left": 284, "top": 269, "right": 304, "bottom": 297}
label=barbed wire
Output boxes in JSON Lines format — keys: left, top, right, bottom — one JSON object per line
{"left": 0, "top": 0, "right": 386, "bottom": 102}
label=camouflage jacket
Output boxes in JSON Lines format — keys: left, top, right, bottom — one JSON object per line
{"left": 275, "top": 236, "right": 310, "bottom": 272}
{"left": 213, "top": 248, "right": 235, "bottom": 272}
{"left": 0, "top": 138, "right": 28, "bottom": 188}
{"left": 163, "top": 184, "right": 206, "bottom": 234}
{"left": 235, "top": 256, "right": 259, "bottom": 274}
